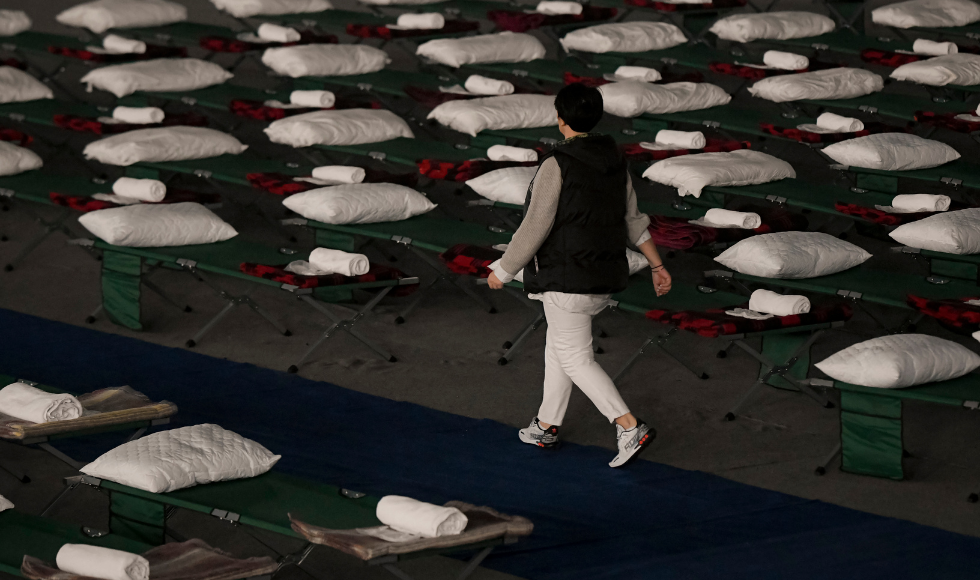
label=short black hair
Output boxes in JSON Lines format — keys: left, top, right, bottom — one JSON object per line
{"left": 555, "top": 83, "right": 603, "bottom": 132}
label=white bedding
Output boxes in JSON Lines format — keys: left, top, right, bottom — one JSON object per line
{"left": 598, "top": 81, "right": 730, "bottom": 118}
{"left": 0, "top": 141, "right": 42, "bottom": 177}
{"left": 0, "top": 382, "right": 82, "bottom": 424}
{"left": 891, "top": 53, "right": 980, "bottom": 86}
{"left": 283, "top": 184, "right": 437, "bottom": 224}
{"left": 83, "top": 126, "right": 247, "bottom": 166}
{"left": 559, "top": 22, "right": 687, "bottom": 54}
{"left": 709, "top": 11, "right": 835, "bottom": 43}
{"left": 209, "top": 0, "right": 332, "bottom": 17}
{"left": 56, "top": 545, "right": 149, "bottom": 580}
{"left": 822, "top": 133, "right": 960, "bottom": 171}
{"left": 262, "top": 44, "right": 389, "bottom": 78}
{"left": 376, "top": 496, "right": 468, "bottom": 539}
{"left": 0, "top": 66, "right": 54, "bottom": 104}
{"left": 889, "top": 208, "right": 980, "bottom": 254}
{"left": 56, "top": 0, "right": 187, "bottom": 34}
{"left": 79, "top": 202, "right": 238, "bottom": 247}
{"left": 748, "top": 67, "right": 884, "bottom": 102}
{"left": 466, "top": 166, "right": 537, "bottom": 205}
{"left": 80, "top": 58, "right": 233, "bottom": 98}
{"left": 872, "top": 0, "right": 980, "bottom": 29}
{"left": 642, "top": 149, "right": 795, "bottom": 197}
{"left": 265, "top": 109, "right": 414, "bottom": 147}
{"left": 417, "top": 32, "right": 546, "bottom": 68}
{"left": 428, "top": 94, "right": 556, "bottom": 136}
{"left": 715, "top": 231, "right": 871, "bottom": 279}
{"left": 0, "top": 10, "right": 31, "bottom": 36}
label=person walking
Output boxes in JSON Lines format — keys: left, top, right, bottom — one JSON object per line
{"left": 487, "top": 83, "right": 672, "bottom": 468}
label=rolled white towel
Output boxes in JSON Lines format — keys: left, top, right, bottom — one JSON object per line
{"left": 396, "top": 13, "right": 445, "bottom": 30}
{"left": 704, "top": 208, "right": 761, "bottom": 229}
{"left": 891, "top": 193, "right": 951, "bottom": 212}
{"left": 815, "top": 112, "right": 863, "bottom": 133}
{"left": 0, "top": 494, "right": 12, "bottom": 512}
{"left": 464, "top": 75, "right": 514, "bottom": 95}
{"left": 536, "top": 1, "right": 583, "bottom": 15}
{"left": 613, "top": 65, "right": 661, "bottom": 82}
{"left": 748, "top": 289, "right": 811, "bottom": 316}
{"left": 112, "top": 177, "right": 166, "bottom": 202}
{"left": 762, "top": 50, "right": 809, "bottom": 71}
{"left": 311, "top": 165, "right": 366, "bottom": 184}
{"left": 309, "top": 247, "right": 370, "bottom": 276}
{"left": 257, "top": 23, "right": 301, "bottom": 43}
{"left": 290, "top": 89, "right": 336, "bottom": 108}
{"left": 376, "top": 495, "right": 468, "bottom": 538}
{"left": 102, "top": 34, "right": 146, "bottom": 55}
{"left": 56, "top": 545, "right": 149, "bottom": 580}
{"left": 655, "top": 129, "right": 706, "bottom": 149}
{"left": 487, "top": 144, "right": 538, "bottom": 162}
{"left": 0, "top": 382, "right": 83, "bottom": 424}
{"left": 913, "top": 38, "right": 958, "bottom": 56}
{"left": 725, "top": 308, "right": 774, "bottom": 320}
{"left": 112, "top": 106, "right": 165, "bottom": 125}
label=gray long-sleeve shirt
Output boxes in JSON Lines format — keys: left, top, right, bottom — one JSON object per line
{"left": 493, "top": 156, "right": 652, "bottom": 283}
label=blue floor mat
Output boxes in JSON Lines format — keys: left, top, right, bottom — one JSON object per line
{"left": 1, "top": 308, "right": 979, "bottom": 579}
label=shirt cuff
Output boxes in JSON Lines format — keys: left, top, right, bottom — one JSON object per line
{"left": 492, "top": 261, "right": 516, "bottom": 284}
{"left": 633, "top": 229, "right": 651, "bottom": 248}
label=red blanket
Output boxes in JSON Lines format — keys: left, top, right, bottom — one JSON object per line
{"left": 563, "top": 69, "right": 704, "bottom": 87}
{"left": 625, "top": 0, "right": 745, "bottom": 11}
{"left": 907, "top": 294, "right": 980, "bottom": 334}
{"left": 709, "top": 59, "right": 839, "bottom": 81}
{"left": 246, "top": 170, "right": 418, "bottom": 196}
{"left": 439, "top": 244, "right": 505, "bottom": 278}
{"left": 49, "top": 190, "right": 221, "bottom": 212}
{"left": 759, "top": 121, "right": 906, "bottom": 144}
{"left": 0, "top": 128, "right": 32, "bottom": 146}
{"left": 47, "top": 44, "right": 186, "bottom": 63}
{"left": 228, "top": 96, "right": 381, "bottom": 121}
{"left": 487, "top": 6, "right": 616, "bottom": 33}
{"left": 417, "top": 157, "right": 540, "bottom": 182}
{"left": 620, "top": 139, "right": 750, "bottom": 162}
{"left": 915, "top": 110, "right": 980, "bottom": 133}
{"left": 53, "top": 112, "right": 208, "bottom": 135}
{"left": 648, "top": 207, "right": 807, "bottom": 251}
{"left": 647, "top": 302, "right": 852, "bottom": 338}
{"left": 240, "top": 262, "right": 417, "bottom": 295}
{"left": 861, "top": 46, "right": 980, "bottom": 68}
{"left": 199, "top": 31, "right": 337, "bottom": 53}
{"left": 347, "top": 19, "right": 479, "bottom": 39}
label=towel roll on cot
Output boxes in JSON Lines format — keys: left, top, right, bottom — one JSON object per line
{"left": 103, "top": 34, "right": 146, "bottom": 54}
{"left": 0, "top": 382, "right": 83, "bottom": 424}
{"left": 113, "top": 176, "right": 166, "bottom": 202}
{"left": 376, "top": 495, "right": 469, "bottom": 538}
{"left": 56, "top": 545, "right": 150, "bottom": 580}
{"left": 815, "top": 112, "right": 863, "bottom": 133}
{"left": 536, "top": 1, "right": 583, "bottom": 15}
{"left": 748, "top": 289, "right": 811, "bottom": 316}
{"left": 913, "top": 38, "right": 958, "bottom": 56}
{"left": 257, "top": 22, "right": 301, "bottom": 43}
{"left": 614, "top": 65, "right": 661, "bottom": 82}
{"left": 309, "top": 247, "right": 370, "bottom": 276}
{"left": 891, "top": 193, "right": 951, "bottom": 212}
{"left": 464, "top": 75, "right": 514, "bottom": 95}
{"left": 311, "top": 165, "right": 366, "bottom": 184}
{"left": 396, "top": 13, "right": 445, "bottom": 29}
{"left": 655, "top": 129, "right": 705, "bottom": 149}
{"left": 487, "top": 144, "right": 538, "bottom": 162}
{"left": 762, "top": 50, "right": 809, "bottom": 71}
{"left": 0, "top": 494, "right": 13, "bottom": 513}
{"left": 290, "top": 89, "right": 336, "bottom": 108}
{"left": 704, "top": 208, "right": 761, "bottom": 229}
{"left": 112, "top": 106, "right": 165, "bottom": 125}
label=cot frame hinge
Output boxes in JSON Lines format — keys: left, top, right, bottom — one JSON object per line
{"left": 802, "top": 378, "right": 834, "bottom": 388}
{"left": 8, "top": 113, "right": 25, "bottom": 122}
{"left": 176, "top": 258, "right": 198, "bottom": 269}
{"left": 837, "top": 289, "right": 863, "bottom": 300}
{"left": 829, "top": 164, "right": 849, "bottom": 171}
{"left": 765, "top": 195, "right": 787, "bottom": 205}
{"left": 703, "top": 269, "right": 734, "bottom": 280}
{"left": 357, "top": 82, "right": 373, "bottom": 92}
{"left": 539, "top": 137, "right": 558, "bottom": 146}
{"left": 391, "top": 235, "right": 413, "bottom": 246}
{"left": 154, "top": 33, "right": 172, "bottom": 42}
{"left": 811, "top": 43, "right": 829, "bottom": 50}
{"left": 181, "top": 96, "right": 197, "bottom": 106}
{"left": 0, "top": 188, "right": 13, "bottom": 198}
{"left": 281, "top": 218, "right": 308, "bottom": 226}
{"left": 510, "top": 69, "right": 529, "bottom": 77}
{"left": 368, "top": 151, "right": 386, "bottom": 161}
{"left": 702, "top": 120, "right": 721, "bottom": 128}
{"left": 193, "top": 169, "right": 212, "bottom": 179}
{"left": 68, "top": 238, "right": 95, "bottom": 248}
{"left": 1, "top": 43, "right": 14, "bottom": 51}
{"left": 211, "top": 509, "right": 241, "bottom": 523}
{"left": 660, "top": 57, "right": 677, "bottom": 65}
{"left": 964, "top": 401, "right": 980, "bottom": 410}
{"left": 896, "top": 246, "right": 921, "bottom": 255}
{"left": 940, "top": 177, "right": 962, "bottom": 187}
{"left": 858, "top": 105, "right": 878, "bottom": 114}
{"left": 850, "top": 187, "right": 867, "bottom": 194}
{"left": 454, "top": 143, "right": 471, "bottom": 150}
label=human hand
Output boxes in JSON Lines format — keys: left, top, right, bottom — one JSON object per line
{"left": 653, "top": 268, "right": 672, "bottom": 296}
{"left": 487, "top": 272, "right": 504, "bottom": 290}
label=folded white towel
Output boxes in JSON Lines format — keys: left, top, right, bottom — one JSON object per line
{"left": 112, "top": 106, "right": 165, "bottom": 125}
{"left": 0, "top": 494, "right": 12, "bottom": 512}
{"left": 891, "top": 193, "right": 951, "bottom": 212}
{"left": 748, "top": 289, "right": 811, "bottom": 316}
{"left": 536, "top": 1, "right": 583, "bottom": 15}
{"left": 113, "top": 177, "right": 166, "bottom": 202}
{"left": 311, "top": 165, "right": 365, "bottom": 184}
{"left": 257, "top": 23, "right": 301, "bottom": 43}
{"left": 464, "top": 75, "right": 515, "bottom": 95}
{"left": 103, "top": 34, "right": 146, "bottom": 55}
{"left": 57, "top": 545, "right": 149, "bottom": 580}
{"left": 284, "top": 261, "right": 326, "bottom": 276}
{"left": 376, "top": 495, "right": 468, "bottom": 538}
{"left": 290, "top": 89, "right": 336, "bottom": 108}
{"left": 655, "top": 129, "right": 705, "bottom": 149}
{"left": 815, "top": 112, "right": 863, "bottom": 133}
{"left": 0, "top": 382, "right": 83, "bottom": 424}
{"left": 487, "top": 144, "right": 538, "bottom": 162}
{"left": 725, "top": 308, "right": 774, "bottom": 320}
{"left": 704, "top": 208, "right": 761, "bottom": 229}
{"left": 762, "top": 50, "right": 809, "bottom": 70}
{"left": 613, "top": 65, "right": 661, "bottom": 82}
{"left": 913, "top": 38, "right": 958, "bottom": 56}
{"left": 396, "top": 13, "right": 445, "bottom": 30}
{"left": 309, "top": 247, "right": 370, "bottom": 276}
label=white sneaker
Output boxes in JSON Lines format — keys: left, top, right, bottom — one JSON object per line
{"left": 609, "top": 421, "right": 654, "bottom": 468}
{"left": 519, "top": 417, "right": 560, "bottom": 449}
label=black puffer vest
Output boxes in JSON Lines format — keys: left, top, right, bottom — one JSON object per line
{"left": 522, "top": 134, "right": 629, "bottom": 295}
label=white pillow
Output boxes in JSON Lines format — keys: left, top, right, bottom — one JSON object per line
{"left": 80, "top": 58, "right": 233, "bottom": 98}
{"left": 56, "top": 0, "right": 187, "bottom": 34}
{"left": 709, "top": 11, "right": 835, "bottom": 43}
{"left": 714, "top": 231, "right": 871, "bottom": 279}
{"left": 598, "top": 81, "right": 730, "bottom": 118}
{"left": 0, "top": 141, "right": 42, "bottom": 176}
{"left": 816, "top": 334, "right": 980, "bottom": 388}
{"left": 78, "top": 202, "right": 238, "bottom": 247}
{"left": 466, "top": 166, "right": 537, "bottom": 205}
{"left": 361, "top": 0, "right": 447, "bottom": 3}
{"left": 748, "top": 68, "right": 883, "bottom": 102}
{"left": 889, "top": 208, "right": 980, "bottom": 254}
{"left": 872, "top": 0, "right": 980, "bottom": 29}
{"left": 559, "top": 22, "right": 687, "bottom": 54}
{"left": 283, "top": 184, "right": 437, "bottom": 225}
{"left": 209, "top": 0, "right": 332, "bottom": 17}
{"left": 0, "top": 10, "right": 31, "bottom": 36}
{"left": 891, "top": 54, "right": 980, "bottom": 86}
{"left": 0, "top": 66, "right": 53, "bottom": 104}
{"left": 822, "top": 133, "right": 960, "bottom": 171}
{"left": 81, "top": 424, "right": 279, "bottom": 493}
{"left": 84, "top": 126, "right": 247, "bottom": 166}
{"left": 262, "top": 44, "right": 389, "bottom": 78}
{"left": 642, "top": 149, "right": 795, "bottom": 197}
{"left": 265, "top": 109, "right": 414, "bottom": 147}
{"left": 417, "top": 32, "right": 546, "bottom": 68}
{"left": 428, "top": 94, "right": 557, "bottom": 136}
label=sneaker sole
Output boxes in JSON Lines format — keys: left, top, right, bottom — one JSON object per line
{"left": 611, "top": 428, "right": 656, "bottom": 468}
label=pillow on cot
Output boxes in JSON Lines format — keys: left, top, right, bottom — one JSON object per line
{"left": 360, "top": 0, "right": 448, "bottom": 4}
{"left": 209, "top": 0, "right": 332, "bottom": 17}
{"left": 748, "top": 68, "right": 884, "bottom": 103}
{"left": 56, "top": 0, "right": 187, "bottom": 34}
{"left": 890, "top": 54, "right": 980, "bottom": 86}
{"left": 427, "top": 94, "right": 557, "bottom": 136}
{"left": 559, "top": 22, "right": 687, "bottom": 54}
{"left": 83, "top": 126, "right": 248, "bottom": 166}
{"left": 265, "top": 109, "right": 414, "bottom": 147}
{"left": 872, "top": 0, "right": 980, "bottom": 29}
{"left": 0, "top": 66, "right": 53, "bottom": 104}
{"left": 416, "top": 32, "right": 546, "bottom": 67}
{"left": 80, "top": 58, "right": 233, "bottom": 98}
{"left": 889, "top": 208, "right": 980, "bottom": 255}
{"left": 78, "top": 202, "right": 238, "bottom": 247}
{"left": 641, "top": 149, "right": 795, "bottom": 198}
{"left": 0, "top": 10, "right": 31, "bottom": 36}
{"left": 261, "top": 44, "right": 390, "bottom": 78}
{"left": 466, "top": 166, "right": 538, "bottom": 205}
{"left": 822, "top": 133, "right": 960, "bottom": 171}
{"left": 598, "top": 81, "right": 730, "bottom": 118}
{"left": 816, "top": 334, "right": 980, "bottom": 388}
{"left": 283, "top": 183, "right": 437, "bottom": 225}
{"left": 709, "top": 11, "right": 835, "bottom": 43}
{"left": 0, "top": 141, "right": 42, "bottom": 177}
{"left": 713, "top": 231, "right": 871, "bottom": 279}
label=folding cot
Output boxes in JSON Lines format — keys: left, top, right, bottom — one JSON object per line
{"left": 61, "top": 471, "right": 532, "bottom": 580}
{"left": 828, "top": 156, "right": 980, "bottom": 195}
{"left": 72, "top": 236, "right": 419, "bottom": 370}
{"left": 0, "top": 373, "right": 175, "bottom": 485}
{"left": 893, "top": 245, "right": 980, "bottom": 285}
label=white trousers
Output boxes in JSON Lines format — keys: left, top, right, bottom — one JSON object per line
{"left": 535, "top": 292, "right": 630, "bottom": 426}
